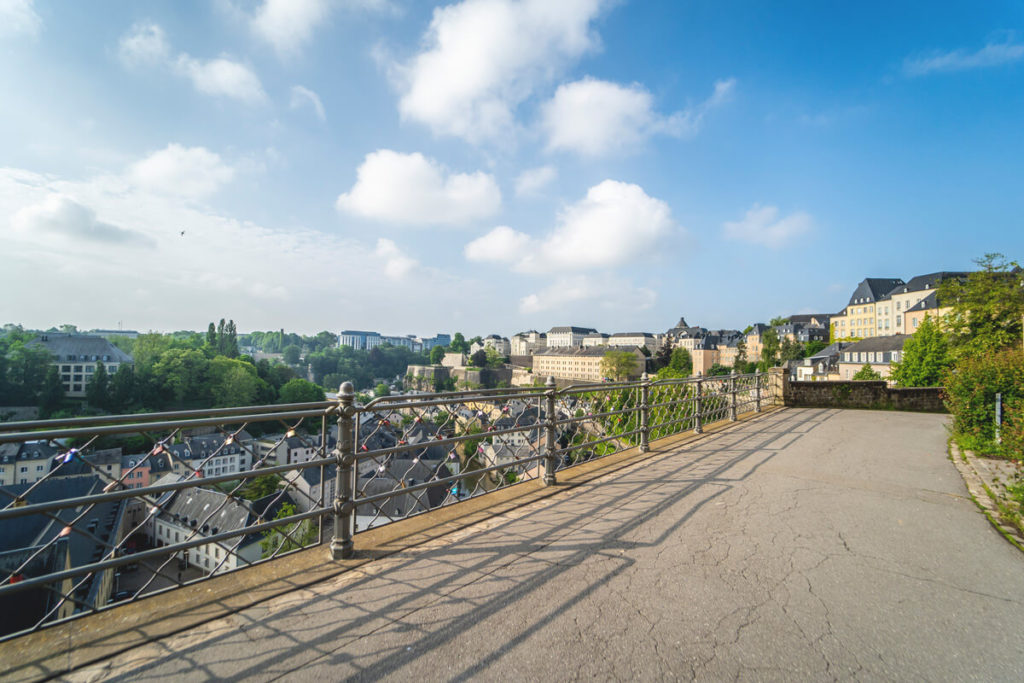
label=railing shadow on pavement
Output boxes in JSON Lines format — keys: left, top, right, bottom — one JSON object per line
{"left": 78, "top": 408, "right": 839, "bottom": 682}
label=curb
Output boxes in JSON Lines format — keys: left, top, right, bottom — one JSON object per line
{"left": 948, "top": 441, "right": 1024, "bottom": 552}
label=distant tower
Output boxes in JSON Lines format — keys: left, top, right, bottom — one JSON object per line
{"left": 675, "top": 316, "right": 689, "bottom": 328}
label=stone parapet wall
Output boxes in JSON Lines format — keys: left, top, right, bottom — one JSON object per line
{"left": 784, "top": 379, "right": 946, "bottom": 412}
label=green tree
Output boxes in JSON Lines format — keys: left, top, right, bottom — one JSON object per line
{"left": 890, "top": 316, "right": 951, "bottom": 387}
{"left": 707, "top": 363, "right": 731, "bottom": 376}
{"left": 600, "top": 350, "right": 638, "bottom": 381}
{"left": 760, "top": 329, "right": 781, "bottom": 369}
{"left": 260, "top": 502, "right": 317, "bottom": 557}
{"left": 282, "top": 344, "right": 302, "bottom": 365}
{"left": 277, "top": 378, "right": 326, "bottom": 403}
{"left": 657, "top": 347, "right": 692, "bottom": 378}
{"left": 804, "top": 340, "right": 828, "bottom": 357}
{"left": 469, "top": 349, "right": 488, "bottom": 367}
{"left": 208, "top": 357, "right": 263, "bottom": 407}
{"left": 429, "top": 345, "right": 446, "bottom": 364}
{"left": 852, "top": 364, "right": 882, "bottom": 380}
{"left": 734, "top": 338, "right": 747, "bottom": 367}
{"left": 653, "top": 338, "right": 674, "bottom": 371}
{"left": 940, "top": 253, "right": 1024, "bottom": 356}
{"left": 206, "top": 322, "right": 217, "bottom": 347}
{"left": 449, "top": 332, "right": 469, "bottom": 353}
{"left": 769, "top": 316, "right": 789, "bottom": 326}
{"left": 85, "top": 361, "right": 109, "bottom": 409}
{"left": 374, "top": 382, "right": 390, "bottom": 397}
{"left": 484, "top": 346, "right": 505, "bottom": 368}
{"left": 469, "top": 336, "right": 483, "bottom": 347}
{"left": 108, "top": 365, "right": 136, "bottom": 412}
{"left": 38, "top": 366, "right": 65, "bottom": 418}
{"left": 779, "top": 337, "right": 805, "bottom": 362}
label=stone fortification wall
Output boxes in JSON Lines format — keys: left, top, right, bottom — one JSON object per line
{"left": 784, "top": 379, "right": 946, "bottom": 413}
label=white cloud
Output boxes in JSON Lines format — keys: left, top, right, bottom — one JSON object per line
{"left": 903, "top": 39, "right": 1024, "bottom": 76}
{"left": 392, "top": 0, "right": 607, "bottom": 143}
{"left": 336, "top": 149, "right": 501, "bottom": 226}
{"left": 11, "top": 195, "right": 154, "bottom": 246}
{"left": 466, "top": 180, "right": 673, "bottom": 272}
{"left": 129, "top": 144, "right": 235, "bottom": 200}
{"left": 250, "top": 0, "right": 330, "bottom": 56}
{"left": 374, "top": 238, "right": 417, "bottom": 279}
{"left": 0, "top": 167, "right": 467, "bottom": 332}
{"left": 0, "top": 0, "right": 41, "bottom": 38}
{"left": 464, "top": 225, "right": 533, "bottom": 262}
{"left": 290, "top": 85, "right": 326, "bottom": 121}
{"left": 117, "top": 22, "right": 170, "bottom": 67}
{"left": 116, "top": 23, "right": 266, "bottom": 104}
{"left": 514, "top": 165, "right": 557, "bottom": 196}
{"left": 722, "top": 204, "right": 812, "bottom": 248}
{"left": 174, "top": 54, "right": 267, "bottom": 104}
{"left": 519, "top": 274, "right": 656, "bottom": 314}
{"left": 542, "top": 77, "right": 735, "bottom": 156}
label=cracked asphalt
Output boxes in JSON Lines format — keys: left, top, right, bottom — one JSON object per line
{"left": 72, "top": 408, "right": 1024, "bottom": 681}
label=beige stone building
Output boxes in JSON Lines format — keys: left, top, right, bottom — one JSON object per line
{"left": 533, "top": 347, "right": 645, "bottom": 382}
{"left": 875, "top": 272, "right": 965, "bottom": 336}
{"left": 830, "top": 278, "right": 905, "bottom": 340}
{"left": 28, "top": 333, "right": 134, "bottom": 398}
{"left": 835, "top": 335, "right": 907, "bottom": 381}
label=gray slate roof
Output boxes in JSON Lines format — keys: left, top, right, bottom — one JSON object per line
{"left": 847, "top": 278, "right": 905, "bottom": 306}
{"left": 28, "top": 334, "right": 133, "bottom": 364}
{"left": 842, "top": 335, "right": 908, "bottom": 354}
{"left": 547, "top": 326, "right": 598, "bottom": 334}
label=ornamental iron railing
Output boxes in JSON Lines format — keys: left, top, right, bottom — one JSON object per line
{"left": 0, "top": 370, "right": 776, "bottom": 641}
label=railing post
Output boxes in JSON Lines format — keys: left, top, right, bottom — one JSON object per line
{"left": 694, "top": 373, "right": 703, "bottom": 434}
{"left": 543, "top": 376, "right": 557, "bottom": 486}
{"left": 330, "top": 381, "right": 356, "bottom": 560}
{"left": 639, "top": 372, "right": 650, "bottom": 453}
{"left": 755, "top": 368, "right": 762, "bottom": 413}
{"left": 730, "top": 370, "right": 738, "bottom": 421}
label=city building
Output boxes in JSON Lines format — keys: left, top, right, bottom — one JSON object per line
{"left": 0, "top": 442, "right": 57, "bottom": 486}
{"left": 581, "top": 333, "right": 610, "bottom": 347}
{"left": 794, "top": 342, "right": 851, "bottom": 381}
{"left": 510, "top": 331, "right": 547, "bottom": 356}
{"left": 875, "top": 272, "right": 966, "bottom": 336}
{"left": 27, "top": 333, "right": 134, "bottom": 398}
{"left": 836, "top": 335, "right": 907, "bottom": 381}
{"left": 338, "top": 331, "right": 424, "bottom": 352}
{"left": 609, "top": 333, "right": 659, "bottom": 351}
{"left": 533, "top": 347, "right": 645, "bottom": 382}
{"left": 830, "top": 278, "right": 905, "bottom": 340}
{"left": 546, "top": 326, "right": 598, "bottom": 348}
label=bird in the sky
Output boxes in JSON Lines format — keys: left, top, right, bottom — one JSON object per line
{"left": 180, "top": 230, "right": 185, "bottom": 237}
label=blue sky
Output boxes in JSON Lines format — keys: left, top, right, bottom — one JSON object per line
{"left": 1, "top": 1, "right": 1022, "bottom": 337}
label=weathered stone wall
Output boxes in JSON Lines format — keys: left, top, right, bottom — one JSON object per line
{"left": 784, "top": 378, "right": 946, "bottom": 413}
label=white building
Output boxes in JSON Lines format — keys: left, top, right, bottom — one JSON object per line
{"left": 510, "top": 331, "right": 547, "bottom": 356}
{"left": 546, "top": 326, "right": 598, "bottom": 348}
{"left": 28, "top": 333, "right": 134, "bottom": 398}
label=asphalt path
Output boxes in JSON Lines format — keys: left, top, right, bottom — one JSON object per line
{"left": 72, "top": 408, "right": 1024, "bottom": 681}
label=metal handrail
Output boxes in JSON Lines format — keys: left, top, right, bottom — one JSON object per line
{"left": 0, "top": 369, "right": 778, "bottom": 642}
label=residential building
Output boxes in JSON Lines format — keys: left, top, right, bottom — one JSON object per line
{"left": 88, "top": 329, "right": 140, "bottom": 339}
{"left": 774, "top": 322, "right": 828, "bottom": 344}
{"left": 691, "top": 337, "right": 719, "bottom": 376}
{"left": 795, "top": 342, "right": 851, "bottom": 381}
{"left": 253, "top": 434, "right": 326, "bottom": 467}
{"left": 830, "top": 278, "right": 905, "bottom": 340}
{"left": 744, "top": 324, "right": 770, "bottom": 363}
{"left": 184, "top": 434, "right": 253, "bottom": 475}
{"left": 876, "top": 272, "right": 966, "bottom": 336}
{"left": 471, "top": 335, "right": 511, "bottom": 356}
{"left": 27, "top": 333, "right": 134, "bottom": 398}
{"left": 510, "top": 331, "right": 547, "bottom": 356}
{"left": 533, "top": 347, "right": 645, "bottom": 382}
{"left": 609, "top": 332, "right": 659, "bottom": 351}
{"left": 0, "top": 441, "right": 57, "bottom": 486}
{"left": 581, "top": 333, "right": 610, "bottom": 347}
{"left": 338, "top": 331, "right": 423, "bottom": 352}
{"left": 836, "top": 335, "right": 907, "bottom": 381}
{"left": 546, "top": 326, "right": 598, "bottom": 348}
{"left": 904, "top": 291, "right": 949, "bottom": 332}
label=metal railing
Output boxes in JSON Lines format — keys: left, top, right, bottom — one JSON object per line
{"left": 0, "top": 370, "right": 777, "bottom": 641}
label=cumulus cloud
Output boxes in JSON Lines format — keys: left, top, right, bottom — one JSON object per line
{"left": 374, "top": 238, "right": 417, "bottom": 279}
{"left": 129, "top": 144, "right": 235, "bottom": 200}
{"left": 0, "top": 0, "right": 41, "bottom": 38}
{"left": 514, "top": 165, "right": 557, "bottom": 196}
{"left": 336, "top": 149, "right": 501, "bottom": 226}
{"left": 11, "top": 195, "right": 154, "bottom": 246}
{"left": 116, "top": 22, "right": 266, "bottom": 104}
{"left": 174, "top": 54, "right": 266, "bottom": 104}
{"left": 722, "top": 204, "right": 812, "bottom": 248}
{"left": 465, "top": 180, "right": 673, "bottom": 272}
{"left": 392, "top": 0, "right": 607, "bottom": 143}
{"left": 542, "top": 77, "right": 735, "bottom": 156}
{"left": 117, "top": 22, "right": 170, "bottom": 66}
{"left": 519, "top": 274, "right": 656, "bottom": 314}
{"left": 903, "top": 39, "right": 1024, "bottom": 77}
{"left": 250, "top": 0, "right": 330, "bottom": 56}
{"left": 290, "top": 85, "right": 326, "bottom": 121}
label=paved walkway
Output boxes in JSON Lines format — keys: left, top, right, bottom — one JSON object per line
{"left": 71, "top": 409, "right": 1024, "bottom": 681}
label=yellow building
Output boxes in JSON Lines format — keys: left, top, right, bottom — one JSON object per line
{"left": 875, "top": 272, "right": 965, "bottom": 336}
{"left": 830, "top": 278, "right": 904, "bottom": 340}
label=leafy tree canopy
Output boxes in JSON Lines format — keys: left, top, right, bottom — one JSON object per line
{"left": 852, "top": 364, "right": 882, "bottom": 381}
{"left": 890, "top": 315, "right": 951, "bottom": 387}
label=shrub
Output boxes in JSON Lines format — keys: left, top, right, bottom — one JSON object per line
{"left": 942, "top": 348, "right": 1024, "bottom": 442}
{"left": 1001, "top": 397, "right": 1024, "bottom": 461}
